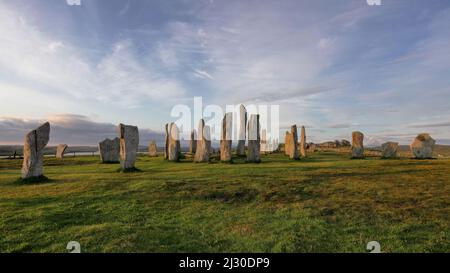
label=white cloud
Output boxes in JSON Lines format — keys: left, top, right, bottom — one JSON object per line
{"left": 47, "top": 41, "right": 65, "bottom": 52}
{"left": 193, "top": 69, "right": 214, "bottom": 80}
{"left": 0, "top": 3, "right": 186, "bottom": 109}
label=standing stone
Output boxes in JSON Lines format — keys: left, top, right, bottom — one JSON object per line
{"left": 351, "top": 131, "right": 364, "bottom": 158}
{"left": 194, "top": 119, "right": 210, "bottom": 163}
{"left": 204, "top": 125, "right": 213, "bottom": 155}
{"left": 410, "top": 133, "right": 435, "bottom": 159}
{"left": 272, "top": 139, "right": 278, "bottom": 152}
{"left": 56, "top": 144, "right": 68, "bottom": 159}
{"left": 99, "top": 138, "right": 120, "bottom": 163}
{"left": 381, "top": 142, "right": 399, "bottom": 158}
{"left": 148, "top": 140, "right": 158, "bottom": 157}
{"left": 118, "top": 123, "right": 139, "bottom": 170}
{"left": 284, "top": 131, "right": 291, "bottom": 156}
{"left": 247, "top": 114, "right": 261, "bottom": 163}
{"left": 300, "top": 126, "right": 307, "bottom": 158}
{"left": 164, "top": 123, "right": 169, "bottom": 160}
{"left": 288, "top": 125, "right": 300, "bottom": 160}
{"left": 236, "top": 105, "right": 247, "bottom": 156}
{"left": 220, "top": 113, "right": 233, "bottom": 162}
{"left": 168, "top": 123, "right": 181, "bottom": 161}
{"left": 260, "top": 129, "right": 267, "bottom": 154}
{"left": 206, "top": 126, "right": 212, "bottom": 156}
{"left": 189, "top": 129, "right": 197, "bottom": 154}
{"left": 21, "top": 122, "right": 50, "bottom": 179}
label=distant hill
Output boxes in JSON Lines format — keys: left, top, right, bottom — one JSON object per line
{"left": 310, "top": 144, "right": 450, "bottom": 158}
{"left": 3, "top": 144, "right": 450, "bottom": 158}
{"left": 0, "top": 145, "right": 98, "bottom": 157}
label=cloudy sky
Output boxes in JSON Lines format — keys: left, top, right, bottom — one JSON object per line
{"left": 0, "top": 0, "right": 450, "bottom": 146}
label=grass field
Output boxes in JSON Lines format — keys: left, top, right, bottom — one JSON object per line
{"left": 0, "top": 151, "right": 449, "bottom": 253}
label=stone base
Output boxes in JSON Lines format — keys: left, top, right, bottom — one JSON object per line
{"left": 117, "top": 167, "right": 142, "bottom": 173}
{"left": 18, "top": 175, "right": 50, "bottom": 184}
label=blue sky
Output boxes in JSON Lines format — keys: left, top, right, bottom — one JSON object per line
{"left": 1, "top": 0, "right": 450, "bottom": 145}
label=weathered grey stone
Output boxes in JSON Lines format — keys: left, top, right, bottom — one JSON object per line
{"left": 56, "top": 144, "right": 68, "bottom": 159}
{"left": 300, "top": 126, "right": 307, "bottom": 158}
{"left": 351, "top": 131, "right": 364, "bottom": 158}
{"left": 410, "top": 133, "right": 435, "bottom": 159}
{"left": 236, "top": 104, "right": 247, "bottom": 156}
{"left": 164, "top": 123, "right": 169, "bottom": 160}
{"left": 220, "top": 113, "right": 233, "bottom": 162}
{"left": 98, "top": 137, "right": 120, "bottom": 163}
{"left": 168, "top": 123, "right": 181, "bottom": 161}
{"left": 260, "top": 129, "right": 267, "bottom": 153}
{"left": 194, "top": 119, "right": 210, "bottom": 163}
{"left": 247, "top": 114, "right": 261, "bottom": 162}
{"left": 118, "top": 123, "right": 139, "bottom": 169}
{"left": 266, "top": 136, "right": 274, "bottom": 153}
{"left": 272, "top": 139, "right": 278, "bottom": 152}
{"left": 21, "top": 122, "right": 50, "bottom": 179}
{"left": 288, "top": 125, "right": 299, "bottom": 160}
{"left": 381, "top": 142, "right": 398, "bottom": 158}
{"left": 148, "top": 140, "right": 158, "bottom": 157}
{"left": 206, "top": 126, "right": 212, "bottom": 156}
{"left": 189, "top": 129, "right": 197, "bottom": 154}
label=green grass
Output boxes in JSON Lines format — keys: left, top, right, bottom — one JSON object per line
{"left": 0, "top": 151, "right": 449, "bottom": 253}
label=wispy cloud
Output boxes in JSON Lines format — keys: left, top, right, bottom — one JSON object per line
{"left": 0, "top": 2, "right": 186, "bottom": 109}
{"left": 193, "top": 69, "right": 214, "bottom": 80}
{"left": 407, "top": 121, "right": 450, "bottom": 128}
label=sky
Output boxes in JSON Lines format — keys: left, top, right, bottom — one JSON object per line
{"left": 0, "top": 0, "right": 450, "bottom": 146}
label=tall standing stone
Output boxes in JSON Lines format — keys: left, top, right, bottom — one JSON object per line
{"left": 300, "top": 126, "right": 307, "bottom": 158}
{"left": 220, "top": 113, "right": 233, "bottom": 162}
{"left": 148, "top": 140, "right": 158, "bottom": 157}
{"left": 194, "top": 119, "right": 210, "bottom": 163}
{"left": 247, "top": 114, "right": 261, "bottom": 163}
{"left": 351, "top": 131, "right": 364, "bottom": 158}
{"left": 164, "top": 123, "right": 169, "bottom": 160}
{"left": 168, "top": 123, "right": 181, "bottom": 161}
{"left": 236, "top": 105, "right": 247, "bottom": 156}
{"left": 381, "top": 142, "right": 398, "bottom": 159}
{"left": 99, "top": 137, "right": 120, "bottom": 163}
{"left": 284, "top": 131, "right": 291, "bottom": 156}
{"left": 206, "top": 126, "right": 212, "bottom": 156}
{"left": 118, "top": 123, "right": 139, "bottom": 170}
{"left": 21, "top": 122, "right": 50, "bottom": 179}
{"left": 56, "top": 144, "right": 68, "bottom": 159}
{"left": 410, "top": 133, "right": 435, "bottom": 159}
{"left": 288, "top": 125, "right": 299, "bottom": 160}
{"left": 260, "top": 129, "right": 267, "bottom": 153}
{"left": 189, "top": 129, "right": 197, "bottom": 154}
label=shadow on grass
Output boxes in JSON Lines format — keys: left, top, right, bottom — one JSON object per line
{"left": 14, "top": 175, "right": 54, "bottom": 185}
{"left": 116, "top": 167, "right": 143, "bottom": 173}
{"left": 100, "top": 161, "right": 120, "bottom": 164}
